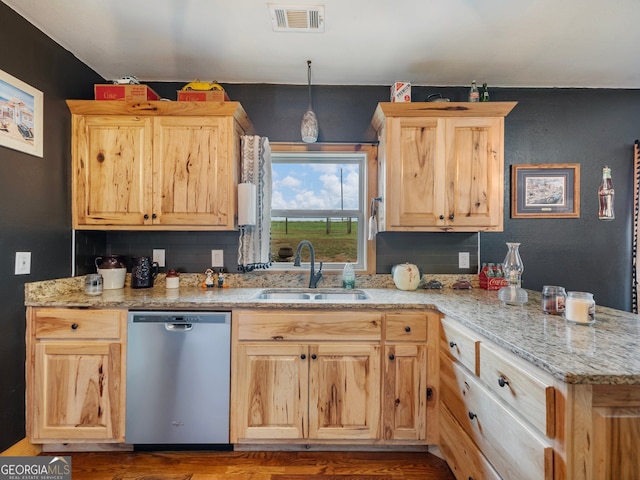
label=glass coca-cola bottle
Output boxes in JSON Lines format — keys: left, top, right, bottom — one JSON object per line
{"left": 598, "top": 166, "right": 615, "bottom": 221}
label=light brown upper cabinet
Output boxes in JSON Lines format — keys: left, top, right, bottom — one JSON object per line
{"left": 67, "top": 101, "right": 253, "bottom": 230}
{"left": 371, "top": 102, "right": 516, "bottom": 232}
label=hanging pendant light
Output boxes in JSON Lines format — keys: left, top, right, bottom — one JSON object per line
{"left": 301, "top": 60, "right": 318, "bottom": 143}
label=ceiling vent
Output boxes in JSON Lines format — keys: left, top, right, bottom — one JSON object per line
{"left": 268, "top": 4, "right": 325, "bottom": 32}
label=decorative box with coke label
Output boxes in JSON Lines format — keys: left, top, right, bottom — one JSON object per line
{"left": 479, "top": 263, "right": 508, "bottom": 290}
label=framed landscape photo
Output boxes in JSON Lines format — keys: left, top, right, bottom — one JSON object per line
{"left": 0, "top": 69, "right": 43, "bottom": 157}
{"left": 511, "top": 163, "right": 580, "bottom": 218}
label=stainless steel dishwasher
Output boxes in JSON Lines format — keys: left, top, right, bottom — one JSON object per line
{"left": 126, "top": 311, "right": 231, "bottom": 446}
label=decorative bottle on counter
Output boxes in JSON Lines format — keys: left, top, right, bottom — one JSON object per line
{"left": 469, "top": 80, "right": 479, "bottom": 102}
{"left": 481, "top": 83, "right": 490, "bottom": 102}
{"left": 598, "top": 165, "right": 615, "bottom": 221}
{"left": 497, "top": 242, "right": 528, "bottom": 305}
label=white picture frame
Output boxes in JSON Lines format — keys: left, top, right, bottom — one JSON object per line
{"left": 0, "top": 69, "right": 43, "bottom": 157}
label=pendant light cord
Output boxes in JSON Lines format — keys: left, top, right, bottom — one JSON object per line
{"left": 307, "top": 60, "right": 312, "bottom": 109}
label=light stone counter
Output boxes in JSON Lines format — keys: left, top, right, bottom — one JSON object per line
{"left": 24, "top": 273, "right": 640, "bottom": 385}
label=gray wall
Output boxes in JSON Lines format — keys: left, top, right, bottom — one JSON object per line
{"left": 2, "top": 1, "right": 639, "bottom": 451}
{"left": 0, "top": 3, "right": 103, "bottom": 450}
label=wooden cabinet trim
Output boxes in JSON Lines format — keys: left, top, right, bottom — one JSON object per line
{"left": 66, "top": 100, "right": 254, "bottom": 134}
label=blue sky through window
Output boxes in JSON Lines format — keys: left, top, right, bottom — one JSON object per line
{"left": 272, "top": 162, "right": 360, "bottom": 211}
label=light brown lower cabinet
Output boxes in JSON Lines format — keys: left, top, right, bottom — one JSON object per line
{"left": 439, "top": 404, "right": 501, "bottom": 480}
{"left": 382, "top": 312, "right": 438, "bottom": 443}
{"left": 231, "top": 309, "right": 437, "bottom": 445}
{"left": 439, "top": 316, "right": 640, "bottom": 480}
{"left": 26, "top": 307, "right": 127, "bottom": 443}
{"left": 568, "top": 384, "right": 640, "bottom": 480}
{"left": 231, "top": 310, "right": 382, "bottom": 442}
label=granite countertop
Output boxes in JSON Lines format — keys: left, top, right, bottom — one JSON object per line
{"left": 25, "top": 273, "right": 640, "bottom": 386}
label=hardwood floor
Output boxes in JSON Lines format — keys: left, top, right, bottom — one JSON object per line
{"left": 59, "top": 450, "right": 456, "bottom": 480}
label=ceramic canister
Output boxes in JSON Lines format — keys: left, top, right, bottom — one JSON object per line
{"left": 95, "top": 255, "right": 126, "bottom": 289}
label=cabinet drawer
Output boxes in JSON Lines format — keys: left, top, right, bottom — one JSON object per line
{"left": 33, "top": 308, "right": 125, "bottom": 339}
{"left": 441, "top": 317, "right": 479, "bottom": 375}
{"left": 235, "top": 310, "right": 382, "bottom": 341}
{"left": 479, "top": 342, "right": 556, "bottom": 438}
{"left": 439, "top": 404, "right": 501, "bottom": 480}
{"left": 385, "top": 313, "right": 427, "bottom": 342}
{"left": 444, "top": 361, "right": 554, "bottom": 480}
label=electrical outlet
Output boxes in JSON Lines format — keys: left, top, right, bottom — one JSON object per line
{"left": 211, "top": 250, "right": 224, "bottom": 268}
{"left": 15, "top": 252, "right": 31, "bottom": 275}
{"left": 458, "top": 252, "right": 470, "bottom": 269}
{"left": 153, "top": 249, "right": 166, "bottom": 267}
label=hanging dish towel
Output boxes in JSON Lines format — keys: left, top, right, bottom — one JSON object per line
{"left": 238, "top": 135, "right": 272, "bottom": 272}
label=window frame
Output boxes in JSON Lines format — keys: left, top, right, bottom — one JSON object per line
{"left": 269, "top": 143, "right": 377, "bottom": 274}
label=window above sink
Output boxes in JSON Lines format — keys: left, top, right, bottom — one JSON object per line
{"left": 269, "top": 143, "right": 378, "bottom": 275}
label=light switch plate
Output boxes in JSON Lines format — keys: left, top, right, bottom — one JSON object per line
{"left": 458, "top": 252, "right": 470, "bottom": 269}
{"left": 153, "top": 249, "right": 166, "bottom": 267}
{"left": 15, "top": 251, "right": 31, "bottom": 275}
{"left": 211, "top": 250, "right": 224, "bottom": 268}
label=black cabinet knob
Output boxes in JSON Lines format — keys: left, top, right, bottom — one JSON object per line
{"left": 389, "top": 354, "right": 395, "bottom": 360}
{"left": 404, "top": 326, "right": 411, "bottom": 333}
{"left": 300, "top": 354, "right": 306, "bottom": 360}
{"left": 449, "top": 341, "right": 457, "bottom": 348}
{"left": 468, "top": 411, "right": 477, "bottom": 420}
{"left": 439, "top": 215, "right": 445, "bottom": 220}
{"left": 449, "top": 214, "right": 454, "bottom": 220}
{"left": 311, "top": 354, "right": 317, "bottom": 360}
{"left": 143, "top": 214, "right": 149, "bottom": 220}
{"left": 498, "top": 376, "right": 509, "bottom": 388}
{"left": 71, "top": 323, "right": 79, "bottom": 330}
{"left": 152, "top": 213, "right": 157, "bottom": 219}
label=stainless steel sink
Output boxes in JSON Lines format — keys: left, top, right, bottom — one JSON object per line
{"left": 252, "top": 288, "right": 370, "bottom": 301}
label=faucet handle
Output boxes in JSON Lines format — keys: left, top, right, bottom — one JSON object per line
{"left": 318, "top": 261, "right": 323, "bottom": 272}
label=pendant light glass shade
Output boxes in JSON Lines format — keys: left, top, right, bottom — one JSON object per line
{"left": 301, "top": 60, "right": 318, "bottom": 143}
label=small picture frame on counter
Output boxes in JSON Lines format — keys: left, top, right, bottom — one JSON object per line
{"left": 511, "top": 163, "right": 580, "bottom": 218}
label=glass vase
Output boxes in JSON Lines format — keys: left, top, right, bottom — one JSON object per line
{"left": 498, "top": 242, "right": 528, "bottom": 305}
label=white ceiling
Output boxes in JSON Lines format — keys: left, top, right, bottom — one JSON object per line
{"left": 4, "top": 0, "right": 640, "bottom": 88}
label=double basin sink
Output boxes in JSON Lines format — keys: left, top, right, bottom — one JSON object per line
{"left": 252, "top": 288, "right": 370, "bottom": 302}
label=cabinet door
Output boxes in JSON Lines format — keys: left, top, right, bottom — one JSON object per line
{"left": 32, "top": 342, "right": 124, "bottom": 441}
{"left": 445, "top": 117, "right": 503, "bottom": 229}
{"left": 153, "top": 116, "right": 236, "bottom": 227}
{"left": 382, "top": 344, "right": 427, "bottom": 441}
{"left": 309, "top": 344, "right": 381, "bottom": 440}
{"left": 386, "top": 117, "right": 446, "bottom": 229}
{"left": 73, "top": 116, "right": 153, "bottom": 227}
{"left": 234, "top": 343, "right": 308, "bottom": 440}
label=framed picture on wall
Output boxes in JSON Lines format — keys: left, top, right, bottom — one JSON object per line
{"left": 0, "top": 69, "right": 43, "bottom": 157}
{"left": 511, "top": 163, "right": 580, "bottom": 218}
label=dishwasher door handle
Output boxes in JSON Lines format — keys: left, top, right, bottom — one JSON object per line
{"left": 165, "top": 323, "right": 193, "bottom": 332}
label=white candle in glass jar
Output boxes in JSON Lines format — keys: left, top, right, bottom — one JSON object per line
{"left": 564, "top": 292, "right": 595, "bottom": 324}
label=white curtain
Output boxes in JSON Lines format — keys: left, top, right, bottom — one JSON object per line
{"left": 238, "top": 135, "right": 272, "bottom": 272}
